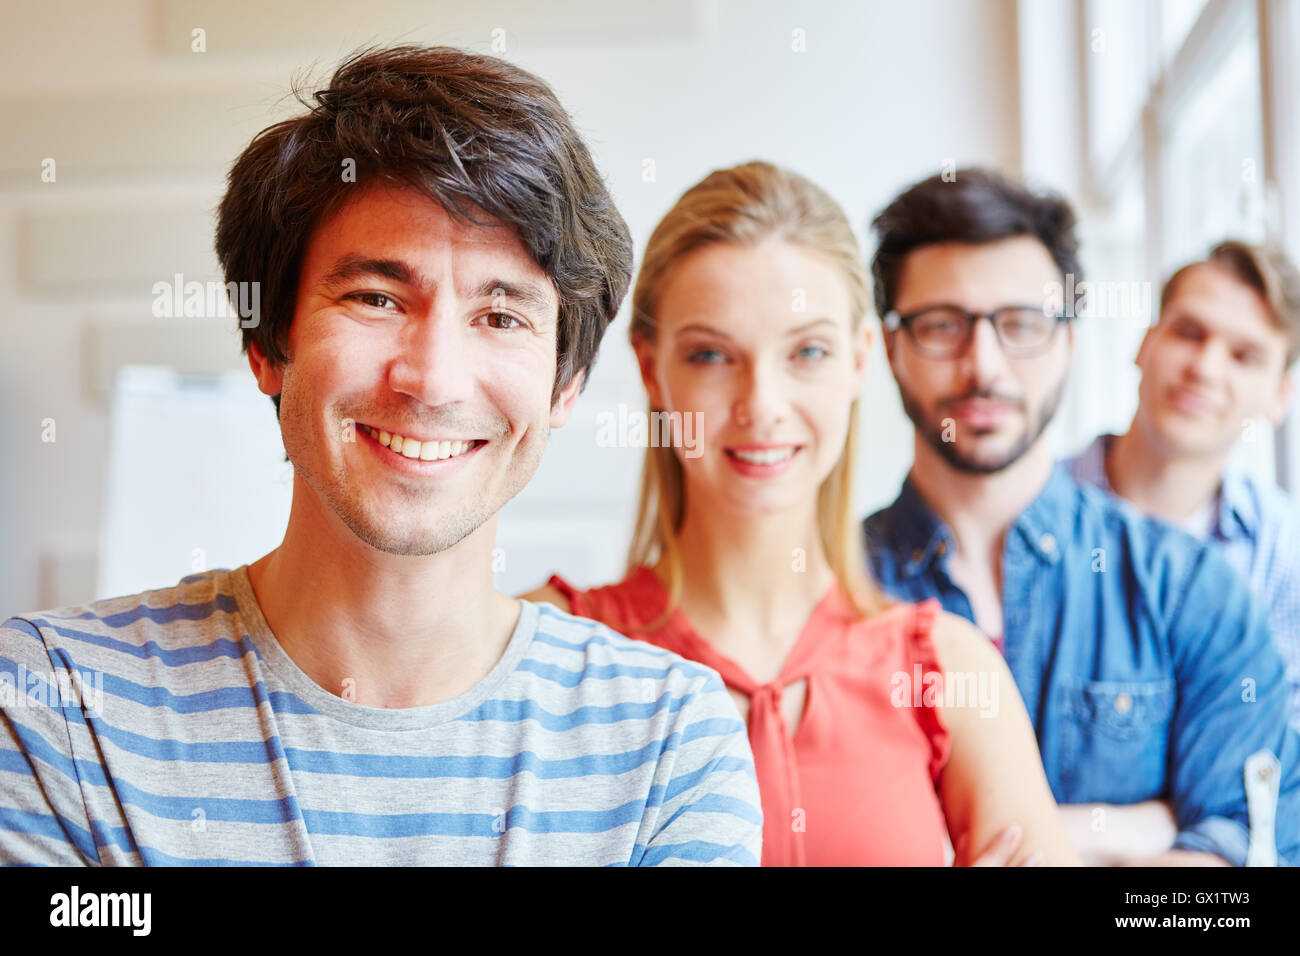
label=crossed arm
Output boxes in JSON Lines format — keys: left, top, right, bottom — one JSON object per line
{"left": 930, "top": 612, "right": 1080, "bottom": 865}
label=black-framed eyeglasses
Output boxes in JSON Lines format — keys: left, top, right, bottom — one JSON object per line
{"left": 882, "top": 304, "right": 1070, "bottom": 358}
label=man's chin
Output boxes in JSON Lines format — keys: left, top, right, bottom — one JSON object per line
{"left": 1150, "top": 417, "right": 1235, "bottom": 460}
{"left": 337, "top": 507, "right": 488, "bottom": 557}
{"left": 928, "top": 432, "right": 1028, "bottom": 475}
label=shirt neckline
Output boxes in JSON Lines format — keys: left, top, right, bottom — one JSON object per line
{"left": 227, "top": 563, "right": 539, "bottom": 731}
{"left": 891, "top": 462, "right": 1073, "bottom": 573}
{"left": 629, "top": 565, "right": 852, "bottom": 693}
{"left": 1092, "top": 431, "right": 1254, "bottom": 541}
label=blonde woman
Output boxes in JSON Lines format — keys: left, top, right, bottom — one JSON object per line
{"left": 524, "top": 162, "right": 1076, "bottom": 866}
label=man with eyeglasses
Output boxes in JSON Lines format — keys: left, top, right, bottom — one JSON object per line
{"left": 863, "top": 168, "right": 1300, "bottom": 866}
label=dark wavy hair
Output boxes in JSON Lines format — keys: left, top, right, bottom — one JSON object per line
{"left": 215, "top": 44, "right": 633, "bottom": 414}
{"left": 870, "top": 167, "right": 1082, "bottom": 317}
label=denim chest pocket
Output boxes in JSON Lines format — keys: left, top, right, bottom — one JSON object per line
{"left": 1056, "top": 678, "right": 1176, "bottom": 802}
{"left": 1068, "top": 679, "right": 1176, "bottom": 737}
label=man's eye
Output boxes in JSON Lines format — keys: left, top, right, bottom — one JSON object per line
{"left": 1235, "top": 350, "right": 1262, "bottom": 365}
{"left": 918, "top": 319, "right": 960, "bottom": 338}
{"left": 795, "top": 344, "right": 828, "bottom": 361}
{"left": 687, "top": 348, "right": 727, "bottom": 364}
{"left": 485, "top": 312, "right": 524, "bottom": 330}
{"left": 348, "top": 292, "right": 397, "bottom": 310}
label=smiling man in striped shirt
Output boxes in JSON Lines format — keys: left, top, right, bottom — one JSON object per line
{"left": 0, "top": 45, "right": 762, "bottom": 866}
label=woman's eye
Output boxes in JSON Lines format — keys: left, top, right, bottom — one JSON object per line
{"left": 687, "top": 348, "right": 727, "bottom": 364}
{"left": 795, "top": 344, "right": 828, "bottom": 361}
{"left": 348, "top": 292, "right": 397, "bottom": 310}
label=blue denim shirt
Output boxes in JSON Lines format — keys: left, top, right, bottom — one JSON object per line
{"left": 1067, "top": 433, "right": 1300, "bottom": 731}
{"left": 865, "top": 463, "right": 1300, "bottom": 866}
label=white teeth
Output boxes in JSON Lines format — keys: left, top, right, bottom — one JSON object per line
{"left": 363, "top": 426, "right": 475, "bottom": 462}
{"left": 731, "top": 447, "right": 796, "bottom": 465}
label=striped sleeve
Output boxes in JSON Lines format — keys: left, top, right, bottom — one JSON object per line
{"left": 0, "top": 618, "right": 96, "bottom": 865}
{"left": 635, "top": 668, "right": 762, "bottom": 866}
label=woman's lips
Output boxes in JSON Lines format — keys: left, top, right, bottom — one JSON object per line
{"left": 723, "top": 444, "right": 801, "bottom": 477}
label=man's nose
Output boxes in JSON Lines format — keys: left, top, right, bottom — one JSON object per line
{"left": 390, "top": 310, "right": 476, "bottom": 407}
{"left": 957, "top": 314, "right": 1010, "bottom": 384}
{"left": 1188, "top": 337, "right": 1228, "bottom": 382}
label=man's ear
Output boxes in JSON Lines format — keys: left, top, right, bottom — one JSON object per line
{"left": 880, "top": 323, "right": 900, "bottom": 372}
{"left": 632, "top": 334, "right": 666, "bottom": 409}
{"left": 247, "top": 340, "right": 285, "bottom": 400}
{"left": 1267, "top": 368, "right": 1294, "bottom": 426}
{"left": 549, "top": 366, "right": 586, "bottom": 428}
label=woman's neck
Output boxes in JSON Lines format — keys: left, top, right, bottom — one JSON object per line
{"left": 653, "top": 490, "right": 836, "bottom": 646}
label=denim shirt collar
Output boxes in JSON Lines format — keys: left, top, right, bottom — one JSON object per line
{"left": 890, "top": 462, "right": 1073, "bottom": 579}
{"left": 888, "top": 478, "right": 951, "bottom": 579}
{"left": 1217, "top": 467, "right": 1259, "bottom": 541}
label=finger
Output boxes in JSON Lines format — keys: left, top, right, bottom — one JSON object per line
{"left": 968, "top": 823, "right": 1023, "bottom": 867}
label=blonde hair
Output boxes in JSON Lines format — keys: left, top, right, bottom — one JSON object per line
{"left": 626, "top": 161, "right": 891, "bottom": 628}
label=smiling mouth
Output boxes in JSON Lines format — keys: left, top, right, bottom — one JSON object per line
{"left": 1168, "top": 388, "right": 1219, "bottom": 414}
{"left": 359, "top": 424, "right": 486, "bottom": 462}
{"left": 725, "top": 445, "right": 801, "bottom": 465}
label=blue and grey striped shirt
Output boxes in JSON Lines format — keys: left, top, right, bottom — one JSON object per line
{"left": 0, "top": 566, "right": 762, "bottom": 865}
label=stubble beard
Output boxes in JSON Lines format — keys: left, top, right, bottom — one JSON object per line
{"left": 278, "top": 382, "right": 542, "bottom": 557}
{"left": 897, "top": 377, "right": 1067, "bottom": 475}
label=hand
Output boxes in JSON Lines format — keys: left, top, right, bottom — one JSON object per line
{"left": 954, "top": 824, "right": 1044, "bottom": 867}
{"left": 1058, "top": 800, "right": 1178, "bottom": 866}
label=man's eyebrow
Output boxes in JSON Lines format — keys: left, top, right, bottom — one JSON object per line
{"left": 469, "top": 278, "right": 555, "bottom": 314}
{"left": 1170, "top": 310, "right": 1271, "bottom": 351}
{"left": 318, "top": 258, "right": 554, "bottom": 314}
{"left": 320, "top": 255, "right": 427, "bottom": 290}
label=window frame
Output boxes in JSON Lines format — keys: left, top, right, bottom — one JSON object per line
{"left": 1078, "top": 0, "right": 1300, "bottom": 490}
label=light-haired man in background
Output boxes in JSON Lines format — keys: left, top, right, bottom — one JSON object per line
{"left": 1067, "top": 241, "right": 1300, "bottom": 731}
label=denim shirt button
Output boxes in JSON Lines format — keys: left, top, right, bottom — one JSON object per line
{"left": 1039, "top": 532, "right": 1057, "bottom": 554}
{"left": 1114, "top": 692, "right": 1133, "bottom": 714}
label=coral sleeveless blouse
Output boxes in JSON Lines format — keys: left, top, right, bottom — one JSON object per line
{"left": 547, "top": 567, "right": 952, "bottom": 866}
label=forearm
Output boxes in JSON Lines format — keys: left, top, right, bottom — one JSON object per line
{"left": 1058, "top": 801, "right": 1178, "bottom": 866}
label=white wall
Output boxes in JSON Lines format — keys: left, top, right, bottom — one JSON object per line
{"left": 0, "top": 0, "right": 1022, "bottom": 611}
